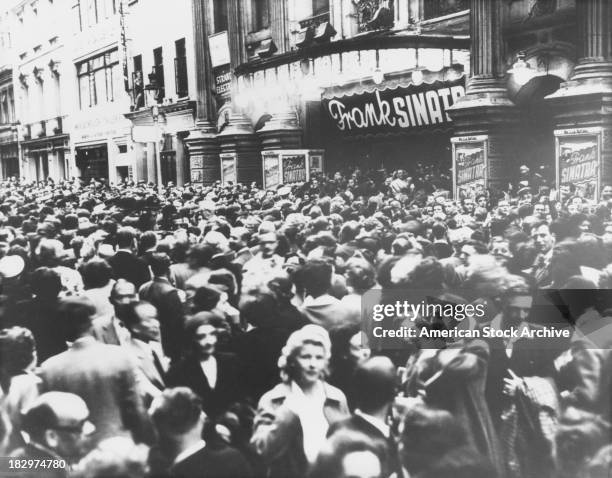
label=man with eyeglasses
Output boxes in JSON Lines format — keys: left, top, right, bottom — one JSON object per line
{"left": 11, "top": 392, "right": 95, "bottom": 476}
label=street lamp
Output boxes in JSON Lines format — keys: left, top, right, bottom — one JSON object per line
{"left": 145, "top": 75, "right": 163, "bottom": 190}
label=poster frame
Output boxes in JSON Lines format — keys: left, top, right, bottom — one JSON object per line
{"left": 220, "top": 152, "right": 237, "bottom": 186}
{"left": 451, "top": 135, "right": 488, "bottom": 200}
{"left": 554, "top": 127, "right": 602, "bottom": 203}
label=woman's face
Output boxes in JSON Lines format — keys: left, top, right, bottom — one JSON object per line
{"left": 295, "top": 343, "right": 326, "bottom": 386}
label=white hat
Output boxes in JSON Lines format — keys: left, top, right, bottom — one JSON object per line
{"left": 0, "top": 255, "right": 25, "bottom": 279}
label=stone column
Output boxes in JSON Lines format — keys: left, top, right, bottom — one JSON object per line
{"left": 270, "top": 0, "right": 289, "bottom": 54}
{"left": 184, "top": 0, "right": 220, "bottom": 184}
{"left": 217, "top": 113, "right": 261, "bottom": 185}
{"left": 546, "top": 0, "right": 612, "bottom": 194}
{"left": 447, "top": 0, "right": 519, "bottom": 196}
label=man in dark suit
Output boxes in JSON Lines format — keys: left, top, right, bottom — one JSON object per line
{"left": 91, "top": 279, "right": 135, "bottom": 346}
{"left": 39, "top": 297, "right": 153, "bottom": 446}
{"left": 139, "top": 252, "right": 185, "bottom": 361}
{"left": 327, "top": 356, "right": 400, "bottom": 478}
{"left": 148, "top": 387, "right": 252, "bottom": 478}
{"left": 165, "top": 312, "right": 241, "bottom": 420}
{"left": 107, "top": 227, "right": 151, "bottom": 290}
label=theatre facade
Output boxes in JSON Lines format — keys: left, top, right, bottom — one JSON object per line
{"left": 185, "top": 0, "right": 611, "bottom": 202}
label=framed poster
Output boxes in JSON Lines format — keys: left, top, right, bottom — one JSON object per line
{"left": 282, "top": 153, "right": 307, "bottom": 184}
{"left": 262, "top": 152, "right": 280, "bottom": 189}
{"left": 309, "top": 151, "right": 324, "bottom": 174}
{"left": 220, "top": 153, "right": 237, "bottom": 185}
{"left": 190, "top": 169, "right": 203, "bottom": 183}
{"left": 190, "top": 155, "right": 203, "bottom": 169}
{"left": 555, "top": 128, "right": 601, "bottom": 202}
{"left": 452, "top": 136, "right": 488, "bottom": 200}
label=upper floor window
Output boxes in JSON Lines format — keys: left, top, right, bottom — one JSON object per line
{"left": 213, "top": 0, "right": 228, "bottom": 33}
{"left": 313, "top": 0, "right": 329, "bottom": 16}
{"left": 174, "top": 38, "right": 188, "bottom": 98}
{"left": 76, "top": 0, "right": 117, "bottom": 30}
{"left": 77, "top": 49, "right": 118, "bottom": 109}
{"left": 251, "top": 0, "right": 269, "bottom": 31}
{"left": 132, "top": 54, "right": 144, "bottom": 108}
{"left": 423, "top": 0, "right": 469, "bottom": 20}
{"left": 0, "top": 88, "right": 14, "bottom": 124}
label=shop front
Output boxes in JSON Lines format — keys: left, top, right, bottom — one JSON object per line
{"left": 321, "top": 68, "right": 465, "bottom": 184}
{"left": 0, "top": 126, "right": 19, "bottom": 180}
{"left": 71, "top": 111, "right": 132, "bottom": 184}
{"left": 21, "top": 132, "right": 70, "bottom": 183}
{"left": 233, "top": 34, "right": 470, "bottom": 187}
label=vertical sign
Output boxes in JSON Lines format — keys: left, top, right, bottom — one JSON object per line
{"left": 190, "top": 155, "right": 203, "bottom": 184}
{"left": 118, "top": 0, "right": 130, "bottom": 93}
{"left": 220, "top": 153, "right": 237, "bottom": 185}
{"left": 209, "top": 31, "right": 232, "bottom": 105}
{"left": 452, "top": 136, "right": 488, "bottom": 200}
{"left": 262, "top": 151, "right": 281, "bottom": 189}
{"left": 555, "top": 128, "right": 601, "bottom": 202}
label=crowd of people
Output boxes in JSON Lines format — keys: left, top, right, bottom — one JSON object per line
{"left": 0, "top": 164, "right": 610, "bottom": 478}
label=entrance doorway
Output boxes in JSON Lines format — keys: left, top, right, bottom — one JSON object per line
{"left": 76, "top": 145, "right": 109, "bottom": 182}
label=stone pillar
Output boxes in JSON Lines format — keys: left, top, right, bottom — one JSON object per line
{"left": 217, "top": 113, "right": 261, "bottom": 185}
{"left": 185, "top": 0, "right": 220, "bottom": 184}
{"left": 257, "top": 106, "right": 302, "bottom": 151}
{"left": 546, "top": 0, "right": 612, "bottom": 196}
{"left": 270, "top": 0, "right": 290, "bottom": 54}
{"left": 146, "top": 142, "right": 156, "bottom": 184}
{"left": 447, "top": 0, "right": 519, "bottom": 196}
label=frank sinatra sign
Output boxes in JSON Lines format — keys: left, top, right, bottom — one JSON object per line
{"left": 323, "top": 78, "right": 465, "bottom": 135}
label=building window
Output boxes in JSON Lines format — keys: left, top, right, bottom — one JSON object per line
{"left": 213, "top": 0, "right": 228, "bottom": 32}
{"left": 423, "top": 0, "right": 469, "bottom": 20}
{"left": 252, "top": 0, "right": 269, "bottom": 31}
{"left": 132, "top": 54, "right": 144, "bottom": 108}
{"left": 174, "top": 38, "right": 188, "bottom": 98}
{"left": 152, "top": 47, "right": 165, "bottom": 103}
{"left": 77, "top": 49, "right": 118, "bottom": 109}
{"left": 313, "top": 0, "right": 329, "bottom": 16}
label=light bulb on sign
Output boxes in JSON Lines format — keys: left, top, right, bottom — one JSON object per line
{"left": 412, "top": 70, "right": 424, "bottom": 85}
{"left": 372, "top": 68, "right": 385, "bottom": 85}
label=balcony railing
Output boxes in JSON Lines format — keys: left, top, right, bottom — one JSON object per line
{"left": 23, "top": 124, "right": 31, "bottom": 140}
{"left": 174, "top": 56, "right": 188, "bottom": 98}
{"left": 24, "top": 117, "right": 66, "bottom": 140}
{"left": 38, "top": 120, "right": 46, "bottom": 137}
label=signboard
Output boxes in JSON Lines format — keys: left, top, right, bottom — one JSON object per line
{"left": 209, "top": 31, "right": 231, "bottom": 68}
{"left": 214, "top": 64, "right": 232, "bottom": 99}
{"left": 262, "top": 152, "right": 281, "bottom": 189}
{"left": 191, "top": 169, "right": 203, "bottom": 183}
{"left": 322, "top": 78, "right": 465, "bottom": 136}
{"left": 220, "top": 153, "right": 237, "bottom": 185}
{"left": 282, "top": 154, "right": 307, "bottom": 184}
{"left": 452, "top": 136, "right": 487, "bottom": 199}
{"left": 310, "top": 153, "right": 323, "bottom": 174}
{"left": 555, "top": 128, "right": 601, "bottom": 201}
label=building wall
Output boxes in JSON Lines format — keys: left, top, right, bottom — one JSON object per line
{"left": 12, "top": 0, "right": 73, "bottom": 182}
{"left": 67, "top": 0, "right": 133, "bottom": 185}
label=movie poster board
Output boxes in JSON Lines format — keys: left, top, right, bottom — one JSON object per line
{"left": 220, "top": 152, "right": 237, "bottom": 186}
{"left": 555, "top": 127, "right": 601, "bottom": 202}
{"left": 452, "top": 135, "right": 488, "bottom": 200}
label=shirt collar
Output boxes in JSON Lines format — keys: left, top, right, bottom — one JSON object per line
{"left": 173, "top": 439, "right": 206, "bottom": 465}
{"left": 355, "top": 409, "right": 390, "bottom": 438}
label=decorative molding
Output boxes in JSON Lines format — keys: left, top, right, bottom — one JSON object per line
{"left": 48, "top": 59, "right": 60, "bottom": 77}
{"left": 354, "top": 0, "right": 394, "bottom": 32}
{"left": 32, "top": 67, "right": 44, "bottom": 84}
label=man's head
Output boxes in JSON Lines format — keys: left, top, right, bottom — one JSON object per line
{"left": 533, "top": 203, "right": 546, "bottom": 219}
{"left": 110, "top": 279, "right": 138, "bottom": 320}
{"left": 122, "top": 301, "right": 160, "bottom": 343}
{"left": 352, "top": 357, "right": 396, "bottom": 415}
{"left": 531, "top": 221, "right": 554, "bottom": 254}
{"left": 149, "top": 252, "right": 171, "bottom": 278}
{"left": 149, "top": 387, "right": 205, "bottom": 444}
{"left": 59, "top": 296, "right": 97, "bottom": 342}
{"left": 258, "top": 232, "right": 278, "bottom": 259}
{"left": 22, "top": 392, "right": 95, "bottom": 462}
{"left": 115, "top": 227, "right": 138, "bottom": 252}
{"left": 185, "top": 312, "right": 224, "bottom": 359}
{"left": 301, "top": 259, "right": 333, "bottom": 298}
{"left": 501, "top": 278, "right": 533, "bottom": 328}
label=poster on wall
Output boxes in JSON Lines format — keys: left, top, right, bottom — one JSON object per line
{"left": 282, "top": 154, "right": 307, "bottom": 184}
{"left": 220, "top": 153, "right": 237, "bottom": 185}
{"left": 556, "top": 129, "right": 600, "bottom": 202}
{"left": 452, "top": 136, "right": 487, "bottom": 200}
{"left": 191, "top": 169, "right": 203, "bottom": 183}
{"left": 309, "top": 152, "right": 324, "bottom": 175}
{"left": 262, "top": 152, "right": 280, "bottom": 189}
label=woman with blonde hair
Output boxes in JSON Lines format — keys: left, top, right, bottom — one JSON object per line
{"left": 251, "top": 324, "right": 349, "bottom": 478}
